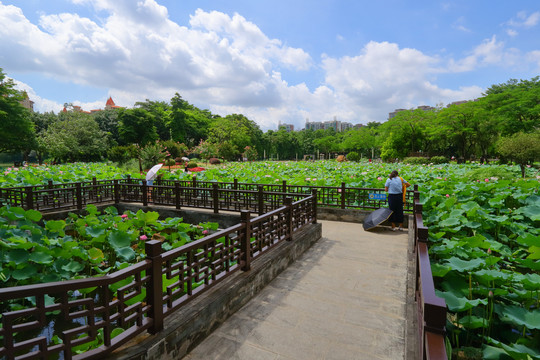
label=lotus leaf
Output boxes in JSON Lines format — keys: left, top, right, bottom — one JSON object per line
{"left": 494, "top": 304, "right": 540, "bottom": 330}
{"left": 445, "top": 257, "right": 485, "bottom": 272}
{"left": 459, "top": 315, "right": 488, "bottom": 329}
{"left": 436, "top": 290, "right": 488, "bottom": 312}
{"left": 12, "top": 265, "right": 38, "bottom": 280}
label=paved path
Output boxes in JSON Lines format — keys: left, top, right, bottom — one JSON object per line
{"left": 184, "top": 220, "right": 411, "bottom": 360}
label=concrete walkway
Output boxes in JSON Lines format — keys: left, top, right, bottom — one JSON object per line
{"left": 184, "top": 220, "right": 411, "bottom": 360}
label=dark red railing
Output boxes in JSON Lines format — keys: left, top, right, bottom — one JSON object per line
{"left": 0, "top": 192, "right": 317, "bottom": 360}
{"left": 0, "top": 176, "right": 413, "bottom": 214}
{"left": 413, "top": 185, "right": 447, "bottom": 359}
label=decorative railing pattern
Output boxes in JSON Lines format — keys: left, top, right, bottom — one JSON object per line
{"left": 0, "top": 176, "right": 412, "bottom": 214}
{"left": 0, "top": 178, "right": 445, "bottom": 360}
{"left": 412, "top": 185, "right": 447, "bottom": 360}
{"left": 0, "top": 192, "right": 317, "bottom": 360}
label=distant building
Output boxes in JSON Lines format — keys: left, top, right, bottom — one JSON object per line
{"left": 20, "top": 91, "right": 34, "bottom": 112}
{"left": 388, "top": 105, "right": 435, "bottom": 120}
{"left": 279, "top": 123, "right": 295, "bottom": 132}
{"left": 446, "top": 100, "right": 470, "bottom": 107}
{"left": 62, "top": 96, "right": 123, "bottom": 113}
{"left": 305, "top": 116, "right": 353, "bottom": 132}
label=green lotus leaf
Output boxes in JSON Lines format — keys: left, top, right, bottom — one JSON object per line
{"left": 445, "top": 257, "right": 485, "bottom": 272}
{"left": 515, "top": 258, "right": 540, "bottom": 271}
{"left": 498, "top": 342, "right": 540, "bottom": 360}
{"left": 45, "top": 220, "right": 66, "bottom": 233}
{"left": 109, "top": 230, "right": 131, "bottom": 249}
{"left": 88, "top": 247, "right": 105, "bottom": 262}
{"left": 61, "top": 261, "right": 85, "bottom": 273}
{"left": 527, "top": 246, "right": 540, "bottom": 260}
{"left": 115, "top": 246, "right": 136, "bottom": 262}
{"left": 515, "top": 233, "right": 540, "bottom": 248}
{"left": 494, "top": 304, "right": 540, "bottom": 330}
{"left": 24, "top": 209, "right": 42, "bottom": 222}
{"left": 431, "top": 263, "right": 452, "bottom": 277}
{"left": 12, "top": 265, "right": 38, "bottom": 280}
{"left": 6, "top": 248, "right": 30, "bottom": 264}
{"left": 474, "top": 269, "right": 512, "bottom": 284}
{"left": 29, "top": 251, "right": 54, "bottom": 265}
{"left": 459, "top": 315, "right": 488, "bottom": 329}
{"left": 482, "top": 345, "right": 511, "bottom": 360}
{"left": 515, "top": 204, "right": 540, "bottom": 221}
{"left": 439, "top": 216, "right": 461, "bottom": 227}
{"left": 513, "top": 273, "right": 540, "bottom": 290}
{"left": 85, "top": 204, "right": 99, "bottom": 216}
{"left": 86, "top": 225, "right": 106, "bottom": 238}
{"left": 436, "top": 290, "right": 487, "bottom": 312}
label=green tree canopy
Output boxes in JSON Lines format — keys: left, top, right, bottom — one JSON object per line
{"left": 0, "top": 68, "right": 35, "bottom": 153}
{"left": 118, "top": 107, "right": 158, "bottom": 146}
{"left": 39, "top": 112, "right": 109, "bottom": 162}
{"left": 497, "top": 131, "right": 540, "bottom": 177}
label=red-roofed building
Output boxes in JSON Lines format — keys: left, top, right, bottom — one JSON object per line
{"left": 62, "top": 97, "right": 123, "bottom": 113}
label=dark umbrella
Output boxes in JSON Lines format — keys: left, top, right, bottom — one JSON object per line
{"left": 363, "top": 207, "right": 393, "bottom": 230}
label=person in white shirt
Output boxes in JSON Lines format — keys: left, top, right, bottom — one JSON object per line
{"left": 384, "top": 170, "right": 411, "bottom": 231}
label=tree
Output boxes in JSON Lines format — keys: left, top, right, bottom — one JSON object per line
{"left": 429, "top": 102, "right": 483, "bottom": 161}
{"left": 0, "top": 68, "right": 35, "bottom": 154}
{"left": 118, "top": 108, "right": 158, "bottom": 146}
{"left": 483, "top": 77, "right": 540, "bottom": 136}
{"left": 208, "top": 114, "right": 263, "bottom": 156}
{"left": 39, "top": 112, "right": 109, "bottom": 162}
{"left": 380, "top": 109, "right": 433, "bottom": 159}
{"left": 92, "top": 109, "right": 121, "bottom": 145}
{"left": 497, "top": 131, "right": 540, "bottom": 177}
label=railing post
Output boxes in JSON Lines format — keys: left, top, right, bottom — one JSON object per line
{"left": 311, "top": 189, "right": 318, "bottom": 223}
{"left": 92, "top": 177, "right": 97, "bottom": 186}
{"left": 282, "top": 180, "right": 287, "bottom": 193}
{"left": 25, "top": 186, "right": 33, "bottom": 210}
{"left": 234, "top": 178, "right": 238, "bottom": 202}
{"left": 48, "top": 180, "right": 54, "bottom": 189}
{"left": 213, "top": 183, "right": 219, "bottom": 214}
{"left": 284, "top": 197, "right": 293, "bottom": 241}
{"left": 76, "top": 182, "right": 82, "bottom": 210}
{"left": 145, "top": 240, "right": 164, "bottom": 334}
{"left": 192, "top": 176, "right": 197, "bottom": 198}
{"left": 340, "top": 182, "right": 346, "bottom": 209}
{"left": 240, "top": 210, "right": 251, "bottom": 271}
{"left": 258, "top": 185, "right": 264, "bottom": 216}
{"left": 142, "top": 180, "right": 148, "bottom": 207}
{"left": 114, "top": 180, "right": 120, "bottom": 203}
{"left": 175, "top": 182, "right": 181, "bottom": 209}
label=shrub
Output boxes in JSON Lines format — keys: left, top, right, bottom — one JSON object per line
{"left": 465, "top": 167, "right": 517, "bottom": 181}
{"left": 209, "top": 158, "right": 221, "bottom": 165}
{"left": 140, "top": 144, "right": 164, "bottom": 170}
{"left": 346, "top": 152, "right": 360, "bottom": 162}
{"left": 107, "top": 145, "right": 137, "bottom": 164}
{"left": 430, "top": 156, "right": 448, "bottom": 164}
{"left": 403, "top": 157, "right": 429, "bottom": 164}
{"left": 187, "top": 161, "right": 198, "bottom": 168}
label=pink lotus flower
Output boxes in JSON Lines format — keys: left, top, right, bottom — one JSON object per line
{"left": 485, "top": 178, "right": 489, "bottom": 182}
{"left": 140, "top": 235, "right": 148, "bottom": 241}
{"left": 202, "top": 230, "right": 209, "bottom": 235}
{"left": 377, "top": 177, "right": 382, "bottom": 180}
{"left": 445, "top": 194, "right": 450, "bottom": 198}
{"left": 121, "top": 214, "right": 128, "bottom": 219}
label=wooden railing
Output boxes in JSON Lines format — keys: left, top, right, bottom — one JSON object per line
{"left": 412, "top": 184, "right": 447, "bottom": 359}
{"left": 0, "top": 192, "right": 317, "bottom": 360}
{"left": 0, "top": 176, "right": 414, "bottom": 214}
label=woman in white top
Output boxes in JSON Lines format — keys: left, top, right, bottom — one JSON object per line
{"left": 384, "top": 170, "right": 411, "bottom": 231}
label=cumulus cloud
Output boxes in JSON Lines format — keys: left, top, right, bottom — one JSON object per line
{"left": 0, "top": 1, "right": 537, "bottom": 131}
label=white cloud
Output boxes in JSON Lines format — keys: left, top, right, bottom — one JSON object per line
{"left": 509, "top": 11, "right": 540, "bottom": 28}
{"left": 1, "top": 2, "right": 537, "bottom": 131}
{"left": 507, "top": 29, "right": 518, "bottom": 37}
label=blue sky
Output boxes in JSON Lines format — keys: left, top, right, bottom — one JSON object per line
{"left": 1, "top": 0, "right": 539, "bottom": 131}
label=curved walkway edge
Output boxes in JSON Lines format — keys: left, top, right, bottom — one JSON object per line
{"left": 185, "top": 220, "right": 417, "bottom": 360}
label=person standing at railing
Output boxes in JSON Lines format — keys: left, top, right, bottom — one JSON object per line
{"left": 384, "top": 170, "right": 410, "bottom": 231}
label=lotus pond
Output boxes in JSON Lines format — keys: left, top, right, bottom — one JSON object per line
{"left": 1, "top": 160, "right": 539, "bottom": 359}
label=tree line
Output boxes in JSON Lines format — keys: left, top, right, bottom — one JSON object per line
{"left": 1, "top": 67, "right": 539, "bottom": 171}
